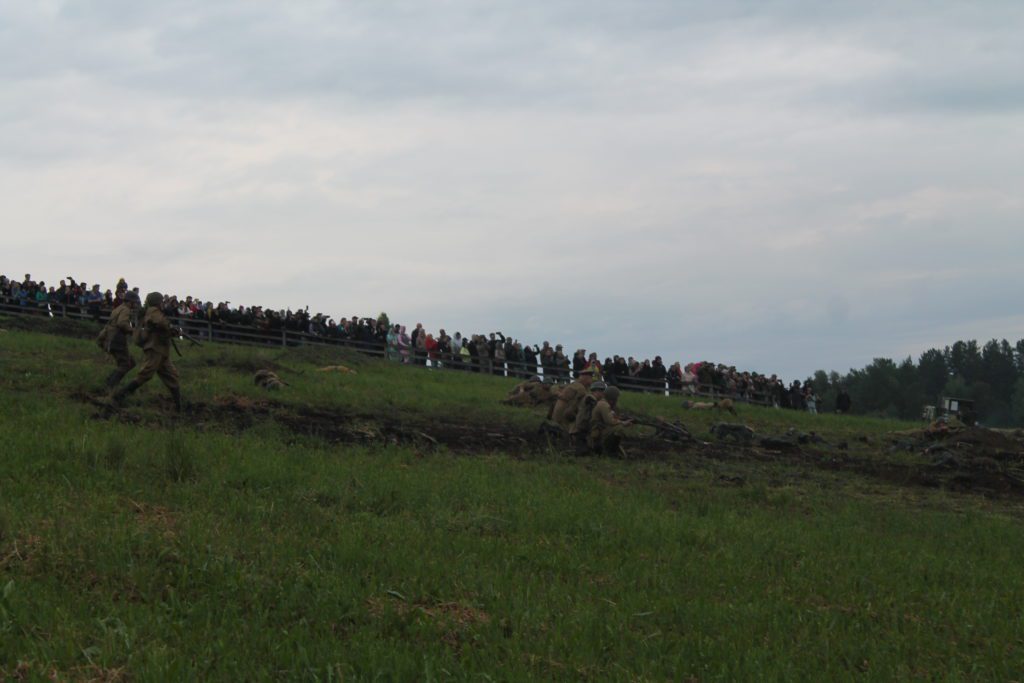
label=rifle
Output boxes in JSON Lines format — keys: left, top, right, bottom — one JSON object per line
{"left": 170, "top": 327, "right": 202, "bottom": 357}
{"left": 176, "top": 327, "right": 203, "bottom": 347}
{"left": 618, "top": 412, "right": 694, "bottom": 443}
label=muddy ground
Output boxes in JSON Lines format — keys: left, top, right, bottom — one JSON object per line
{"left": 81, "top": 392, "right": 1024, "bottom": 500}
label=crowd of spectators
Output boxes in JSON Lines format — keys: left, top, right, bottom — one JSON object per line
{"left": 1, "top": 272, "right": 827, "bottom": 412}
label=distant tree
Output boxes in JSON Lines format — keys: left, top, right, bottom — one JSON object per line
{"left": 980, "top": 339, "right": 1017, "bottom": 405}
{"left": 941, "top": 375, "right": 972, "bottom": 403}
{"left": 854, "top": 358, "right": 901, "bottom": 417}
{"left": 1011, "top": 377, "right": 1024, "bottom": 426}
{"left": 894, "top": 356, "right": 924, "bottom": 420}
{"left": 917, "top": 348, "right": 948, "bottom": 403}
{"left": 946, "top": 341, "right": 982, "bottom": 384}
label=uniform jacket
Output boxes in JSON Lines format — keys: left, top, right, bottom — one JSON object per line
{"left": 588, "top": 398, "right": 625, "bottom": 445}
{"left": 141, "top": 306, "right": 175, "bottom": 353}
{"left": 552, "top": 380, "right": 589, "bottom": 427}
{"left": 100, "top": 304, "right": 134, "bottom": 350}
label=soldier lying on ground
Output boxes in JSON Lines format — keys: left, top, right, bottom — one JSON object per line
{"left": 709, "top": 422, "right": 755, "bottom": 445}
{"left": 254, "top": 369, "right": 287, "bottom": 390}
{"left": 683, "top": 398, "right": 737, "bottom": 416}
{"left": 502, "top": 375, "right": 557, "bottom": 408}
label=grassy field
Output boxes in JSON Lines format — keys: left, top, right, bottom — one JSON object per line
{"left": 2, "top": 317, "right": 1024, "bottom": 680}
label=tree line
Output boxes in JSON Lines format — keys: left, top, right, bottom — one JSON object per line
{"left": 808, "top": 339, "right": 1024, "bottom": 426}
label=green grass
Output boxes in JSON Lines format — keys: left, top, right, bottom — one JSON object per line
{"left": 2, "top": 323, "right": 1023, "bottom": 679}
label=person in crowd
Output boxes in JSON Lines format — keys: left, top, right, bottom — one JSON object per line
{"left": 386, "top": 324, "right": 400, "bottom": 362}
{"left": 805, "top": 387, "right": 818, "bottom": 415}
{"left": 398, "top": 325, "right": 411, "bottom": 363}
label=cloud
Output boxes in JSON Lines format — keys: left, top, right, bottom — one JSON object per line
{"left": 1, "top": 0, "right": 1022, "bottom": 379}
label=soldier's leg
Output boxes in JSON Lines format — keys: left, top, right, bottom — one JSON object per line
{"left": 104, "top": 347, "right": 135, "bottom": 388}
{"left": 112, "top": 349, "right": 159, "bottom": 403}
{"left": 602, "top": 426, "right": 627, "bottom": 458}
{"left": 157, "top": 357, "right": 182, "bottom": 412}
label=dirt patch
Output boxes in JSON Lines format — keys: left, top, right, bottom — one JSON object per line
{"left": 125, "top": 498, "right": 177, "bottom": 539}
{"left": 366, "top": 594, "right": 491, "bottom": 650}
{"left": 2, "top": 661, "right": 128, "bottom": 682}
{"left": 201, "top": 356, "right": 282, "bottom": 374}
{"left": 0, "top": 533, "right": 45, "bottom": 574}
{"left": 74, "top": 391, "right": 1024, "bottom": 499}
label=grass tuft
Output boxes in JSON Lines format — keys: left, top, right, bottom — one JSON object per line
{"left": 163, "top": 433, "right": 197, "bottom": 483}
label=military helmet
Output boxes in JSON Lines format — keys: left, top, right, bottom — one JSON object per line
{"left": 123, "top": 290, "right": 141, "bottom": 305}
{"left": 591, "top": 381, "right": 608, "bottom": 392}
{"left": 144, "top": 291, "right": 164, "bottom": 308}
{"left": 605, "top": 386, "right": 621, "bottom": 402}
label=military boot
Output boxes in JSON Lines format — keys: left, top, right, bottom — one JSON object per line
{"left": 169, "top": 388, "right": 182, "bottom": 413}
{"left": 111, "top": 379, "right": 142, "bottom": 406}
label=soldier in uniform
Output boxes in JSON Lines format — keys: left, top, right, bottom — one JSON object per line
{"left": 587, "top": 385, "right": 633, "bottom": 457}
{"left": 111, "top": 291, "right": 182, "bottom": 412}
{"left": 503, "top": 375, "right": 544, "bottom": 406}
{"left": 96, "top": 290, "right": 140, "bottom": 389}
{"left": 550, "top": 366, "right": 596, "bottom": 434}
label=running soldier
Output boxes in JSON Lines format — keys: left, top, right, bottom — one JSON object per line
{"left": 111, "top": 291, "right": 182, "bottom": 412}
{"left": 96, "top": 290, "right": 140, "bottom": 389}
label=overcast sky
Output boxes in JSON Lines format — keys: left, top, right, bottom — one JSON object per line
{"left": 3, "top": 1, "right": 1022, "bottom": 378}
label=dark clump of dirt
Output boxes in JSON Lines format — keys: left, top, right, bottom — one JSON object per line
{"left": 278, "top": 404, "right": 540, "bottom": 454}
{"left": 200, "top": 355, "right": 285, "bottom": 374}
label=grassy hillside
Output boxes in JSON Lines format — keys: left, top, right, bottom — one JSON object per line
{"left": 2, "top": 317, "right": 1024, "bottom": 680}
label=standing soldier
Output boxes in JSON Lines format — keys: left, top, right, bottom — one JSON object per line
{"left": 587, "top": 385, "right": 633, "bottom": 457}
{"left": 96, "top": 290, "right": 140, "bottom": 390}
{"left": 550, "top": 366, "right": 596, "bottom": 435}
{"left": 111, "top": 291, "right": 182, "bottom": 412}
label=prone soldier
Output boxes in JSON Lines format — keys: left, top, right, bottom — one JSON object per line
{"left": 111, "top": 292, "right": 182, "bottom": 412}
{"left": 503, "top": 375, "right": 558, "bottom": 408}
{"left": 96, "top": 290, "right": 140, "bottom": 389}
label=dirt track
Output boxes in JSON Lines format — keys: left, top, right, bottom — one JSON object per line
{"left": 79, "top": 392, "right": 1024, "bottom": 499}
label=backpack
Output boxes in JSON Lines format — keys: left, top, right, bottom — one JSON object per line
{"left": 573, "top": 395, "right": 598, "bottom": 436}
